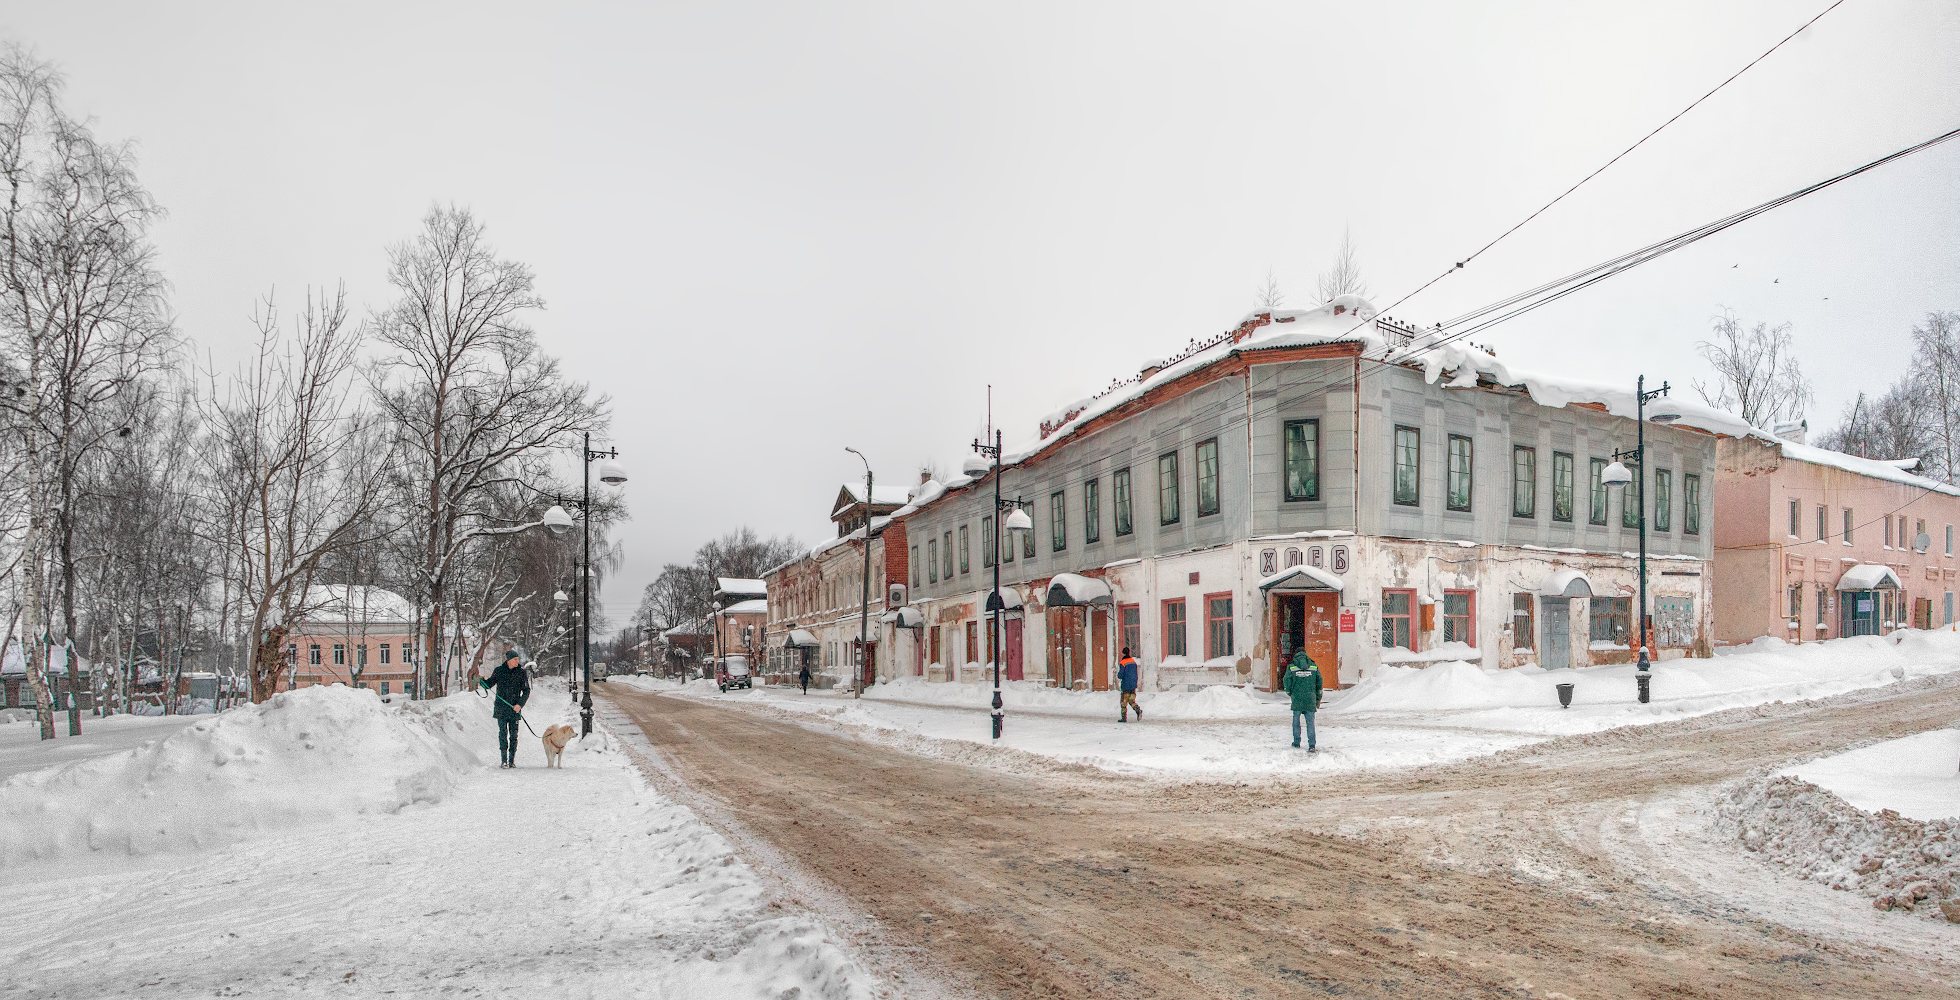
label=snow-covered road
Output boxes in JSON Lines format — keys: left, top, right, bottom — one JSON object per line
{"left": 0, "top": 712, "right": 196, "bottom": 782}
{"left": 0, "top": 682, "right": 879, "bottom": 1000}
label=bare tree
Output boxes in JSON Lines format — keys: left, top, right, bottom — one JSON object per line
{"left": 1254, "top": 267, "right": 1285, "bottom": 312}
{"left": 0, "top": 46, "right": 174, "bottom": 738}
{"left": 1908, "top": 310, "right": 1960, "bottom": 480}
{"left": 1692, "top": 309, "right": 1812, "bottom": 428}
{"left": 368, "top": 205, "right": 608, "bottom": 698}
{"left": 1315, "top": 227, "right": 1369, "bottom": 303}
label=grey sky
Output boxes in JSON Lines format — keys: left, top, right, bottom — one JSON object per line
{"left": 6, "top": 1, "right": 1957, "bottom": 623}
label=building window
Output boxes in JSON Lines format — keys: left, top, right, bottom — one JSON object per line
{"left": 927, "top": 540, "right": 938, "bottom": 583}
{"left": 1843, "top": 508, "right": 1853, "bottom": 544}
{"left": 1623, "top": 470, "right": 1641, "bottom": 529}
{"left": 943, "top": 531, "right": 954, "bottom": 579}
{"left": 1283, "top": 420, "right": 1320, "bottom": 501}
{"left": 1948, "top": 524, "right": 1954, "bottom": 556}
{"left": 333, "top": 644, "right": 345, "bottom": 666}
{"left": 911, "top": 546, "right": 920, "bottom": 587}
{"left": 1552, "top": 452, "right": 1574, "bottom": 522}
{"left": 1589, "top": 458, "right": 1608, "bottom": 525}
{"left": 1885, "top": 515, "right": 1892, "bottom": 548}
{"left": 965, "top": 621, "right": 978, "bottom": 664}
{"left": 1684, "top": 474, "right": 1701, "bottom": 535}
{"left": 1113, "top": 467, "right": 1133, "bottom": 536}
{"left": 1788, "top": 499, "right": 1799, "bottom": 537}
{"left": 1157, "top": 452, "right": 1181, "bottom": 525}
{"left": 1003, "top": 524, "right": 1014, "bottom": 562}
{"left": 309, "top": 644, "right": 321, "bottom": 665}
{"left": 380, "top": 681, "right": 390, "bottom": 696}
{"left": 1512, "top": 446, "right": 1536, "bottom": 518}
{"left": 1817, "top": 586, "right": 1829, "bottom": 625}
{"left": 1917, "top": 519, "right": 1927, "bottom": 550}
{"left": 1512, "top": 594, "right": 1534, "bottom": 650}
{"left": 1447, "top": 434, "right": 1473, "bottom": 512}
{"left": 1589, "top": 596, "right": 1631, "bottom": 646}
{"left": 1084, "top": 479, "right": 1101, "bottom": 543}
{"left": 379, "top": 643, "right": 391, "bottom": 665}
{"left": 1022, "top": 515, "right": 1035, "bottom": 558}
{"left": 1393, "top": 426, "right": 1420, "bottom": 505}
{"left": 1051, "top": 491, "right": 1067, "bottom": 551}
{"left": 1120, "top": 604, "right": 1140, "bottom": 657}
{"left": 1205, "top": 594, "right": 1233, "bottom": 659}
{"left": 982, "top": 516, "right": 995, "bottom": 568}
{"left": 356, "top": 645, "right": 368, "bottom": 667}
{"left": 1196, "top": 438, "right": 1220, "bottom": 517}
{"left": 1654, "top": 469, "right": 1672, "bottom": 532}
{"left": 1162, "top": 599, "right": 1187, "bottom": 658}
{"left": 1381, "top": 590, "right": 1414, "bottom": 650}
{"left": 1443, "top": 590, "right": 1474, "bottom": 645}
{"left": 1788, "top": 584, "right": 1803, "bottom": 619}
{"left": 958, "top": 524, "right": 970, "bottom": 574}
{"left": 402, "top": 642, "right": 413, "bottom": 664}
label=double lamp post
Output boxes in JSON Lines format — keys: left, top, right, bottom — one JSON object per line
{"left": 971, "top": 429, "right": 1032, "bottom": 742}
{"left": 1598, "top": 375, "right": 1680, "bottom": 683}
{"left": 539, "top": 432, "right": 627, "bottom": 736}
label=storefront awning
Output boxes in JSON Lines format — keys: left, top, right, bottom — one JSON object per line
{"left": 1837, "top": 564, "right": 1903, "bottom": 591}
{"left": 1257, "top": 565, "right": 1344, "bottom": 593}
{"left": 1536, "top": 569, "right": 1593, "bottom": 598}
{"left": 782, "top": 628, "right": 821, "bottom": 648}
{"left": 1045, "top": 573, "right": 1113, "bottom": 607}
{"left": 878, "top": 606, "right": 925, "bottom": 629}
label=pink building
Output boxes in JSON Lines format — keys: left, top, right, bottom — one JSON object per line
{"left": 1714, "top": 430, "right": 1960, "bottom": 646}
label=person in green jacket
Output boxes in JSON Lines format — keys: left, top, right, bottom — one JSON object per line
{"left": 1282, "top": 650, "right": 1323, "bottom": 751}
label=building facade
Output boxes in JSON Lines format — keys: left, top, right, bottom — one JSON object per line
{"left": 888, "top": 300, "right": 1719, "bottom": 694}
{"left": 285, "top": 586, "right": 420, "bottom": 697}
{"left": 1713, "top": 430, "right": 1960, "bottom": 645}
{"left": 763, "top": 485, "right": 901, "bottom": 688}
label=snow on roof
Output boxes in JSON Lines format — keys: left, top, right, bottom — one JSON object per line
{"left": 662, "top": 619, "right": 711, "bottom": 638}
{"left": 1536, "top": 569, "right": 1594, "bottom": 597}
{"left": 303, "top": 585, "right": 415, "bottom": 624}
{"left": 783, "top": 628, "right": 820, "bottom": 648}
{"left": 1837, "top": 564, "right": 1903, "bottom": 591}
{"left": 1, "top": 641, "right": 90, "bottom": 676}
{"left": 832, "top": 483, "right": 913, "bottom": 517}
{"left": 1044, "top": 573, "right": 1113, "bottom": 607}
{"left": 721, "top": 598, "right": 768, "bottom": 615}
{"left": 1778, "top": 440, "right": 1960, "bottom": 498}
{"left": 714, "top": 578, "right": 767, "bottom": 597}
{"left": 880, "top": 606, "right": 925, "bottom": 628}
{"left": 1257, "top": 565, "right": 1345, "bottom": 593}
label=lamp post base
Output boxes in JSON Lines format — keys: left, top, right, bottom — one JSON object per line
{"left": 580, "top": 693, "right": 593, "bottom": 736}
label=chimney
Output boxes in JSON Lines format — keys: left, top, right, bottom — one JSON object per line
{"left": 1772, "top": 418, "right": 1807, "bottom": 446}
{"left": 920, "top": 470, "right": 931, "bottom": 485}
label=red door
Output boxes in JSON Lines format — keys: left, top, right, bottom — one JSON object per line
{"left": 1005, "top": 619, "right": 1024, "bottom": 681}
{"left": 1091, "top": 609, "right": 1111, "bottom": 690}
{"left": 1304, "top": 593, "right": 1340, "bottom": 690}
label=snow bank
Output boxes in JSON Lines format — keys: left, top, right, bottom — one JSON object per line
{"left": 1331, "top": 631, "right": 1960, "bottom": 723}
{"left": 862, "top": 676, "right": 1283, "bottom": 719}
{"left": 1712, "top": 775, "right": 1960, "bottom": 920}
{"left": 1782, "top": 729, "right": 1960, "bottom": 822}
{"left": 0, "top": 685, "right": 478, "bottom": 866}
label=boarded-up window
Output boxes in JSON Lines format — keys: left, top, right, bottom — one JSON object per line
{"left": 1512, "top": 595, "right": 1534, "bottom": 650}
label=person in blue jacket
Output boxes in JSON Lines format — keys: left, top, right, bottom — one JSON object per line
{"left": 1282, "top": 650, "right": 1323, "bottom": 751}
{"left": 1117, "top": 647, "right": 1142, "bottom": 722}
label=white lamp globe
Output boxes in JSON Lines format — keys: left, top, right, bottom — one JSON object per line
{"left": 1600, "top": 462, "right": 1634, "bottom": 487}
{"left": 598, "top": 459, "right": 628, "bottom": 485}
{"left": 543, "top": 505, "right": 575, "bottom": 535}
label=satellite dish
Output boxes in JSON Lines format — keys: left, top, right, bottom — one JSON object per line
{"left": 1914, "top": 532, "right": 1932, "bottom": 554}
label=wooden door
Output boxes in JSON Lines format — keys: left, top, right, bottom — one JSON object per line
{"left": 860, "top": 641, "right": 876, "bottom": 687}
{"left": 1304, "top": 592, "right": 1339, "bottom": 690}
{"left": 1091, "top": 609, "right": 1111, "bottom": 690}
{"left": 1005, "top": 618, "right": 1024, "bottom": 681}
{"left": 1271, "top": 594, "right": 1306, "bottom": 690}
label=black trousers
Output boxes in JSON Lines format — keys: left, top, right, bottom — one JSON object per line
{"left": 498, "top": 716, "right": 520, "bottom": 764}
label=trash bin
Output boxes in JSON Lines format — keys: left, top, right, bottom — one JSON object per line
{"left": 1636, "top": 672, "right": 1651, "bottom": 704}
{"left": 1556, "top": 682, "right": 1574, "bottom": 709}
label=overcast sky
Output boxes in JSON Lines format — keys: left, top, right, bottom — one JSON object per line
{"left": 7, "top": 1, "right": 1958, "bottom": 624}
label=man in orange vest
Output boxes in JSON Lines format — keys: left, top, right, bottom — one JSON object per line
{"left": 1117, "top": 647, "right": 1142, "bottom": 722}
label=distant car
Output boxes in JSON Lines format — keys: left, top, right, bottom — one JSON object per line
{"left": 717, "top": 655, "right": 752, "bottom": 692}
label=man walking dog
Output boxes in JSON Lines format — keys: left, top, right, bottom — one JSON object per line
{"left": 1117, "top": 647, "right": 1142, "bottom": 722}
{"left": 1282, "top": 649, "right": 1322, "bottom": 751}
{"left": 475, "top": 650, "right": 532, "bottom": 768}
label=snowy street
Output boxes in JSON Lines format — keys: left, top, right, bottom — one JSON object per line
{"left": 0, "top": 682, "right": 880, "bottom": 1000}
{"left": 0, "top": 712, "right": 197, "bottom": 782}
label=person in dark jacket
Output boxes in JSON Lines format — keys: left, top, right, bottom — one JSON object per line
{"left": 476, "top": 650, "right": 531, "bottom": 768}
{"left": 1282, "top": 650, "right": 1323, "bottom": 751}
{"left": 799, "top": 663, "right": 812, "bottom": 695}
{"left": 1116, "top": 647, "right": 1142, "bottom": 722}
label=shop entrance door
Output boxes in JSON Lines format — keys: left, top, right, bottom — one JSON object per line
{"left": 1091, "top": 609, "right": 1111, "bottom": 690}
{"left": 1542, "top": 599, "right": 1570, "bottom": 670}
{"left": 1004, "top": 618, "right": 1024, "bottom": 681}
{"left": 1303, "top": 592, "right": 1340, "bottom": 690}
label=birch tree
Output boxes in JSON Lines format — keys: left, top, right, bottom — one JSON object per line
{"left": 1692, "top": 309, "right": 1812, "bottom": 428}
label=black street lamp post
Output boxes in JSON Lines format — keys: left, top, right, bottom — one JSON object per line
{"left": 540, "top": 432, "right": 627, "bottom": 736}
{"left": 1601, "top": 375, "right": 1681, "bottom": 674}
{"left": 845, "top": 447, "right": 874, "bottom": 699}
{"left": 972, "top": 430, "right": 1032, "bottom": 742}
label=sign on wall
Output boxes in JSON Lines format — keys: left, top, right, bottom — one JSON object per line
{"left": 1332, "top": 546, "right": 1350, "bottom": 574}
{"left": 1339, "top": 610, "right": 1356, "bottom": 633}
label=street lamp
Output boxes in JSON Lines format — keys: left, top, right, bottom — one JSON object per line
{"left": 972, "top": 429, "right": 1033, "bottom": 741}
{"left": 534, "top": 433, "right": 627, "bottom": 735}
{"left": 845, "top": 446, "right": 874, "bottom": 699}
{"left": 1604, "top": 375, "right": 1673, "bottom": 671}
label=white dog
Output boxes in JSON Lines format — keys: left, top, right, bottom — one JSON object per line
{"left": 540, "top": 724, "right": 575, "bottom": 768}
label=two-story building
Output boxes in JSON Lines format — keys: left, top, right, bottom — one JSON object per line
{"left": 285, "top": 586, "right": 420, "bottom": 697}
{"left": 713, "top": 578, "right": 770, "bottom": 670}
{"left": 762, "top": 485, "right": 903, "bottom": 689}
{"left": 887, "top": 297, "right": 1724, "bottom": 694}
{"left": 1714, "top": 423, "right": 1960, "bottom": 644}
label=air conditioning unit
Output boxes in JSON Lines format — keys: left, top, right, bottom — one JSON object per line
{"left": 888, "top": 584, "right": 906, "bottom": 606}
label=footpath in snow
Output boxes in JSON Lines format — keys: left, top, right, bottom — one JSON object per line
{"left": 638, "top": 630, "right": 1960, "bottom": 777}
{"left": 0, "top": 680, "right": 876, "bottom": 999}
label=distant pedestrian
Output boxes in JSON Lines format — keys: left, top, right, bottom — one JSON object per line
{"left": 799, "top": 663, "right": 812, "bottom": 695}
{"left": 474, "top": 650, "right": 532, "bottom": 768}
{"left": 1117, "top": 647, "right": 1142, "bottom": 722}
{"left": 1282, "top": 650, "right": 1322, "bottom": 751}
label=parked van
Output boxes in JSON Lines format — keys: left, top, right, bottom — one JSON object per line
{"left": 717, "top": 655, "right": 752, "bottom": 692}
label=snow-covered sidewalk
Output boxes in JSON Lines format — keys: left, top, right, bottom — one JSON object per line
{"left": 627, "top": 630, "right": 1960, "bottom": 777}
{"left": 0, "top": 680, "right": 875, "bottom": 999}
{"left": 0, "top": 711, "right": 198, "bottom": 782}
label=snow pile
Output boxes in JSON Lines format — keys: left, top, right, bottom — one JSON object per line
{"left": 1712, "top": 775, "right": 1960, "bottom": 920}
{"left": 862, "top": 676, "right": 1283, "bottom": 719}
{"left": 608, "top": 674, "right": 687, "bottom": 693}
{"left": 1331, "top": 631, "right": 1960, "bottom": 723}
{"left": 1783, "top": 729, "right": 1960, "bottom": 822}
{"left": 0, "top": 684, "right": 478, "bottom": 865}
